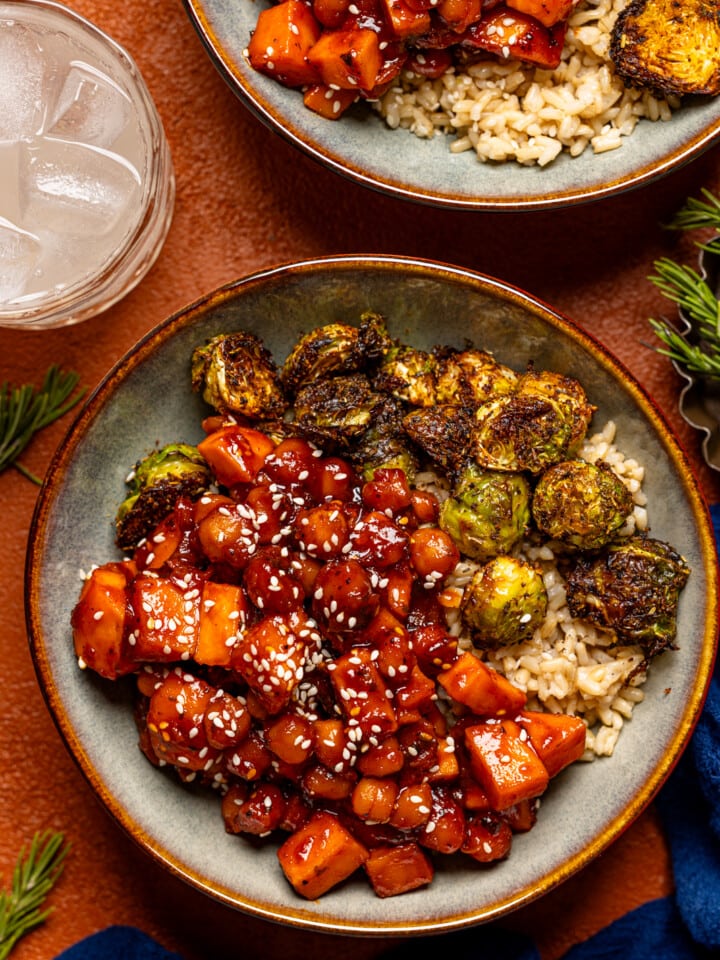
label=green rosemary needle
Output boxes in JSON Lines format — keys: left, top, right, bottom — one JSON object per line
{"left": 649, "top": 190, "right": 720, "bottom": 381}
{"left": 0, "top": 832, "right": 69, "bottom": 960}
{"left": 0, "top": 365, "right": 85, "bottom": 484}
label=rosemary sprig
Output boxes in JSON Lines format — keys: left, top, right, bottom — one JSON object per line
{"left": 0, "top": 366, "right": 85, "bottom": 484}
{"left": 649, "top": 189, "right": 720, "bottom": 381}
{"left": 0, "top": 832, "right": 69, "bottom": 960}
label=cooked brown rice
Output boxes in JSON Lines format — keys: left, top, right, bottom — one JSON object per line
{"left": 374, "top": 0, "right": 681, "bottom": 167}
{"left": 424, "top": 420, "right": 651, "bottom": 760}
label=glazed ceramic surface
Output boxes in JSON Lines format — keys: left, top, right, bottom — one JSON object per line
{"left": 27, "top": 256, "right": 718, "bottom": 933}
{"left": 182, "top": 0, "right": 720, "bottom": 211}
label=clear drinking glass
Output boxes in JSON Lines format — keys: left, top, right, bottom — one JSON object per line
{"left": 0, "top": 0, "right": 175, "bottom": 328}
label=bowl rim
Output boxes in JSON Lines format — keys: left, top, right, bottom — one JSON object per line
{"left": 25, "top": 254, "right": 720, "bottom": 932}
{"left": 181, "top": 0, "right": 720, "bottom": 213}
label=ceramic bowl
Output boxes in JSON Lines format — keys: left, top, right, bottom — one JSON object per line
{"left": 182, "top": 0, "right": 720, "bottom": 211}
{"left": 26, "top": 255, "right": 719, "bottom": 933}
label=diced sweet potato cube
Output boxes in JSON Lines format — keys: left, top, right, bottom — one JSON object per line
{"left": 437, "top": 651, "right": 526, "bottom": 716}
{"left": 465, "top": 7, "right": 568, "bottom": 69}
{"left": 134, "top": 512, "right": 184, "bottom": 570}
{"left": 246, "top": 0, "right": 322, "bottom": 88}
{"left": 278, "top": 810, "right": 369, "bottom": 899}
{"left": 352, "top": 777, "right": 399, "bottom": 822}
{"left": 225, "top": 730, "right": 273, "bottom": 782}
{"left": 303, "top": 83, "right": 358, "bottom": 119}
{"left": 71, "top": 561, "right": 137, "bottom": 679}
{"left": 393, "top": 664, "right": 436, "bottom": 722}
{"left": 196, "top": 580, "right": 248, "bottom": 666}
{"left": 381, "top": 0, "right": 432, "bottom": 38}
{"left": 302, "top": 763, "right": 357, "bottom": 801}
{"left": 462, "top": 813, "right": 513, "bottom": 862}
{"left": 428, "top": 736, "right": 460, "bottom": 782}
{"left": 436, "top": 0, "right": 483, "bottom": 32}
{"left": 307, "top": 28, "right": 382, "bottom": 92}
{"left": 464, "top": 719, "right": 550, "bottom": 811}
{"left": 515, "top": 709, "right": 587, "bottom": 777}
{"left": 129, "top": 573, "right": 200, "bottom": 663}
{"left": 506, "top": 0, "right": 577, "bottom": 27}
{"left": 364, "top": 842, "right": 434, "bottom": 898}
{"left": 329, "top": 647, "right": 398, "bottom": 737}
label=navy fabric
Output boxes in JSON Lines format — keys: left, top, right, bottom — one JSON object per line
{"left": 54, "top": 505, "right": 720, "bottom": 960}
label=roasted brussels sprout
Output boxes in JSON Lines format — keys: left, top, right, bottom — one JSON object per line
{"left": 116, "top": 442, "right": 212, "bottom": 550}
{"left": 191, "top": 332, "right": 286, "bottom": 419}
{"left": 352, "top": 396, "right": 420, "bottom": 481}
{"left": 293, "top": 374, "right": 386, "bottom": 450}
{"left": 280, "top": 323, "right": 364, "bottom": 396}
{"left": 461, "top": 555, "right": 548, "bottom": 648}
{"left": 610, "top": 0, "right": 720, "bottom": 97}
{"left": 439, "top": 463, "right": 531, "bottom": 562}
{"left": 532, "top": 459, "right": 634, "bottom": 550}
{"left": 356, "top": 310, "right": 394, "bottom": 362}
{"left": 373, "top": 344, "right": 438, "bottom": 407}
{"left": 435, "top": 348, "right": 519, "bottom": 407}
{"left": 565, "top": 536, "right": 691, "bottom": 658}
{"left": 472, "top": 369, "right": 593, "bottom": 474}
{"left": 402, "top": 403, "right": 474, "bottom": 475}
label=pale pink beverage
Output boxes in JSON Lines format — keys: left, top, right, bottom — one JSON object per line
{"left": 0, "top": 0, "right": 174, "bottom": 327}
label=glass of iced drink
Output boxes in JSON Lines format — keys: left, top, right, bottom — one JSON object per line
{"left": 0, "top": 0, "right": 175, "bottom": 328}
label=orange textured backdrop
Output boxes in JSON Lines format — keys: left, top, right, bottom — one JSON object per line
{"left": 1, "top": 1, "right": 720, "bottom": 959}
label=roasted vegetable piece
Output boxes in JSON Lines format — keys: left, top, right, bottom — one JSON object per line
{"left": 303, "top": 82, "right": 359, "bottom": 119}
{"left": 515, "top": 709, "right": 587, "bottom": 777}
{"left": 382, "top": 0, "right": 432, "bottom": 37}
{"left": 472, "top": 368, "right": 593, "bottom": 474}
{"left": 565, "top": 536, "right": 690, "bottom": 658}
{"left": 191, "top": 331, "right": 287, "bottom": 418}
{"left": 437, "top": 651, "right": 527, "bottom": 716}
{"left": 439, "top": 463, "right": 531, "bottom": 562}
{"left": 463, "top": 7, "right": 569, "bottom": 70}
{"left": 277, "top": 810, "right": 369, "bottom": 899}
{"left": 246, "top": 0, "right": 322, "bottom": 87}
{"left": 434, "top": 347, "right": 519, "bottom": 407}
{"left": 364, "top": 843, "right": 434, "bottom": 898}
{"left": 402, "top": 403, "right": 474, "bottom": 474}
{"left": 197, "top": 424, "right": 275, "bottom": 488}
{"left": 610, "top": 0, "right": 720, "bottom": 97}
{"left": 115, "top": 443, "right": 212, "bottom": 551}
{"left": 72, "top": 561, "right": 137, "bottom": 679}
{"left": 532, "top": 459, "right": 634, "bottom": 550}
{"left": 307, "top": 27, "right": 384, "bottom": 91}
{"left": 354, "top": 396, "right": 420, "bottom": 481}
{"left": 374, "top": 343, "right": 438, "bottom": 407}
{"left": 461, "top": 555, "right": 548, "bottom": 648}
{"left": 281, "top": 323, "right": 363, "bottom": 395}
{"left": 464, "top": 719, "right": 550, "bottom": 811}
{"left": 293, "top": 374, "right": 386, "bottom": 449}
{"left": 506, "top": 0, "right": 579, "bottom": 28}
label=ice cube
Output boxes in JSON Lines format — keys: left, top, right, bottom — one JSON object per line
{"left": 0, "top": 20, "right": 47, "bottom": 142}
{"left": 47, "top": 61, "right": 132, "bottom": 148}
{"left": 0, "top": 216, "right": 41, "bottom": 302}
{"left": 20, "top": 137, "right": 141, "bottom": 239}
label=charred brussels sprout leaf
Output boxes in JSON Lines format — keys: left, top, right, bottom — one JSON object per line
{"left": 439, "top": 464, "right": 531, "bottom": 562}
{"left": 352, "top": 396, "right": 419, "bottom": 481}
{"left": 373, "top": 344, "right": 438, "bottom": 407}
{"left": 532, "top": 459, "right": 634, "bottom": 550}
{"left": 191, "top": 332, "right": 286, "bottom": 418}
{"left": 565, "top": 536, "right": 691, "bottom": 658}
{"left": 116, "top": 443, "right": 212, "bottom": 550}
{"left": 435, "top": 347, "right": 519, "bottom": 407}
{"left": 462, "top": 555, "right": 548, "bottom": 648}
{"left": 280, "top": 323, "right": 364, "bottom": 396}
{"left": 402, "top": 403, "right": 474, "bottom": 475}
{"left": 293, "top": 374, "right": 386, "bottom": 450}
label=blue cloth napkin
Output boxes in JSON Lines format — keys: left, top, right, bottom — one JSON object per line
{"left": 55, "top": 505, "right": 720, "bottom": 960}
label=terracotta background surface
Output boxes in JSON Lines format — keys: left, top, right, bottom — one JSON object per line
{"left": 2, "top": 1, "right": 720, "bottom": 958}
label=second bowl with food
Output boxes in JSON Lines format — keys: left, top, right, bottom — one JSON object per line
{"left": 27, "top": 255, "right": 718, "bottom": 932}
